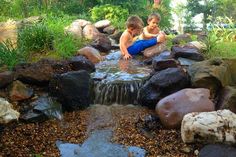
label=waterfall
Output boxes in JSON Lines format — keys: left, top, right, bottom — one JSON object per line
{"left": 94, "top": 81, "right": 143, "bottom": 105}
{"left": 91, "top": 51, "right": 151, "bottom": 105}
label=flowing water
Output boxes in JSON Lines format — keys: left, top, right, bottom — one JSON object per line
{"left": 92, "top": 51, "right": 152, "bottom": 105}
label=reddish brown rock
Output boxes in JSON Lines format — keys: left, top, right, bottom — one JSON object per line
{"left": 77, "top": 46, "right": 103, "bottom": 64}
{"left": 9, "top": 80, "right": 33, "bottom": 101}
{"left": 156, "top": 88, "right": 215, "bottom": 129}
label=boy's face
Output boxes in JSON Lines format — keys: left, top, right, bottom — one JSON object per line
{"left": 130, "top": 28, "right": 142, "bottom": 36}
{"left": 148, "top": 18, "right": 159, "bottom": 29}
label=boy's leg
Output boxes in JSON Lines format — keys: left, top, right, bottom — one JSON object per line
{"left": 127, "top": 38, "right": 157, "bottom": 55}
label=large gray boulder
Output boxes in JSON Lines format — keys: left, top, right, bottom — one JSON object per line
{"left": 188, "top": 58, "right": 236, "bottom": 97}
{"left": 64, "top": 21, "right": 83, "bottom": 39}
{"left": 82, "top": 24, "right": 100, "bottom": 40}
{"left": 156, "top": 88, "right": 215, "bottom": 129}
{"left": 94, "top": 20, "right": 111, "bottom": 31}
{"left": 71, "top": 19, "right": 91, "bottom": 28}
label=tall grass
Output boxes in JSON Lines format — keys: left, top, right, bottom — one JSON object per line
{"left": 205, "top": 16, "right": 236, "bottom": 58}
{"left": 42, "top": 13, "right": 86, "bottom": 58}
{"left": 18, "top": 23, "right": 53, "bottom": 55}
{"left": 0, "top": 40, "right": 22, "bottom": 69}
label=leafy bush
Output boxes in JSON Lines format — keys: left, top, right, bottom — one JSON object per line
{"left": 0, "top": 41, "right": 22, "bottom": 69}
{"left": 18, "top": 23, "right": 54, "bottom": 55}
{"left": 91, "top": 4, "right": 129, "bottom": 29}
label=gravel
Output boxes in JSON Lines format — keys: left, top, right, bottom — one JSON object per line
{"left": 0, "top": 105, "right": 201, "bottom": 157}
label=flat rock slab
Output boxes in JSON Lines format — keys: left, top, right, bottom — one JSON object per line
{"left": 57, "top": 130, "right": 146, "bottom": 157}
{"left": 199, "top": 144, "right": 236, "bottom": 157}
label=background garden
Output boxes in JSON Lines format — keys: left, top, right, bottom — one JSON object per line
{"left": 0, "top": 0, "right": 235, "bottom": 70}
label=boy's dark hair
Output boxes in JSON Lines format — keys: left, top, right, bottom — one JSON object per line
{"left": 148, "top": 13, "right": 161, "bottom": 22}
{"left": 126, "top": 15, "right": 144, "bottom": 30}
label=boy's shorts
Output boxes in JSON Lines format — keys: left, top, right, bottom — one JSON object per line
{"left": 127, "top": 37, "right": 157, "bottom": 55}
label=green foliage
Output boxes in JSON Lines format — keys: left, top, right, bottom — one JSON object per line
{"left": 205, "top": 16, "right": 236, "bottom": 58}
{"left": 214, "top": 0, "right": 236, "bottom": 21}
{"left": 54, "top": 35, "right": 85, "bottom": 58}
{"left": 153, "top": 0, "right": 171, "bottom": 29}
{"left": 18, "top": 23, "right": 54, "bottom": 55}
{"left": 0, "top": 41, "right": 21, "bottom": 69}
{"left": 91, "top": 4, "right": 129, "bottom": 30}
{"left": 0, "top": 0, "right": 92, "bottom": 22}
{"left": 50, "top": 0, "right": 97, "bottom": 15}
{"left": 42, "top": 12, "right": 76, "bottom": 34}
{"left": 42, "top": 13, "right": 85, "bottom": 58}
{"left": 186, "top": 0, "right": 222, "bottom": 29}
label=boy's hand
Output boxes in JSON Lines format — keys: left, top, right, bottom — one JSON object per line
{"left": 123, "top": 53, "right": 132, "bottom": 60}
{"left": 157, "top": 33, "right": 166, "bottom": 43}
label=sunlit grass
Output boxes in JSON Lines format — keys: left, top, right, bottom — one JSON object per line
{"left": 206, "top": 41, "right": 236, "bottom": 58}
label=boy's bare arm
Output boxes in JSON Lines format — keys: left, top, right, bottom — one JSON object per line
{"left": 119, "top": 32, "right": 132, "bottom": 59}
{"left": 143, "top": 27, "right": 159, "bottom": 38}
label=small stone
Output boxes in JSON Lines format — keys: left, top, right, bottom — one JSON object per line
{"left": 181, "top": 146, "right": 191, "bottom": 153}
{"left": 194, "top": 149, "right": 199, "bottom": 156}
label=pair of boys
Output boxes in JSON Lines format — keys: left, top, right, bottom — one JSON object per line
{"left": 120, "top": 13, "right": 166, "bottom": 60}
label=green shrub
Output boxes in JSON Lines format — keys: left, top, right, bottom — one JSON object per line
{"left": 0, "top": 41, "right": 22, "bottom": 69}
{"left": 91, "top": 4, "right": 129, "bottom": 30}
{"left": 18, "top": 23, "right": 54, "bottom": 55}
